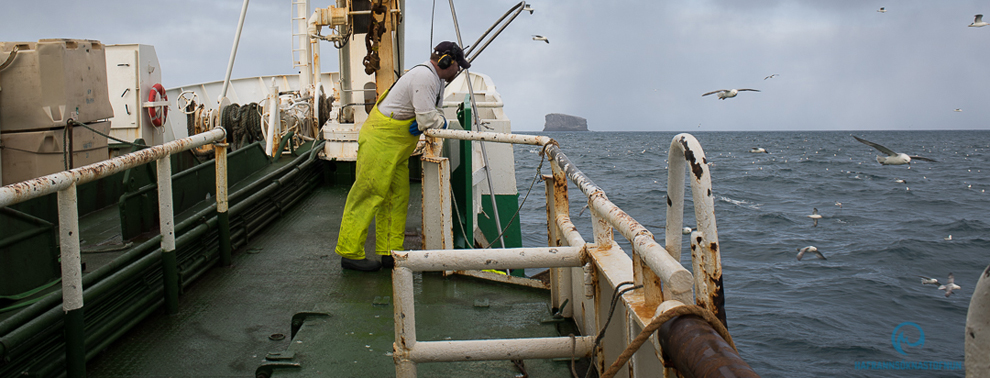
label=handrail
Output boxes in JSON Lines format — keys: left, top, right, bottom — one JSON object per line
{"left": 0, "top": 128, "right": 226, "bottom": 207}
{"left": 0, "top": 127, "right": 226, "bottom": 377}
{"left": 665, "top": 133, "right": 726, "bottom": 326}
{"left": 413, "top": 130, "right": 755, "bottom": 377}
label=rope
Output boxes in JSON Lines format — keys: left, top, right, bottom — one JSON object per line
{"left": 68, "top": 120, "right": 149, "bottom": 148}
{"left": 599, "top": 305, "right": 736, "bottom": 378}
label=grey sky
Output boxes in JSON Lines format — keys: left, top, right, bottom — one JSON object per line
{"left": 3, "top": 1, "right": 988, "bottom": 131}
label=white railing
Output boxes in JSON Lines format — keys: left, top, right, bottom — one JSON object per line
{"left": 0, "top": 127, "right": 227, "bottom": 376}
{"left": 397, "top": 129, "right": 756, "bottom": 378}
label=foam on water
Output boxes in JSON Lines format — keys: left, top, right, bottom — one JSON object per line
{"left": 513, "top": 130, "right": 988, "bottom": 377}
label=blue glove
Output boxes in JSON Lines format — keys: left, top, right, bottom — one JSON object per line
{"left": 409, "top": 120, "right": 422, "bottom": 136}
{"left": 441, "top": 116, "right": 448, "bottom": 129}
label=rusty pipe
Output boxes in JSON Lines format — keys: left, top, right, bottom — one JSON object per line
{"left": 658, "top": 315, "right": 759, "bottom": 378}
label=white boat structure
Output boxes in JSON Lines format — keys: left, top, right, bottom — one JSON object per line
{"left": 1, "top": 1, "right": 986, "bottom": 378}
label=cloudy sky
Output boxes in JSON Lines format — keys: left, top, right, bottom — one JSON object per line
{"left": 4, "top": 1, "right": 989, "bottom": 131}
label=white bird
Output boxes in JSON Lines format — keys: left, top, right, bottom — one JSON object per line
{"left": 764, "top": 74, "right": 779, "bottom": 80}
{"left": 749, "top": 147, "right": 768, "bottom": 154}
{"left": 532, "top": 35, "right": 549, "bottom": 43}
{"left": 938, "top": 273, "right": 961, "bottom": 297}
{"left": 954, "top": 108, "right": 963, "bottom": 112}
{"left": 682, "top": 227, "right": 693, "bottom": 235}
{"left": 944, "top": 235, "right": 953, "bottom": 241}
{"left": 853, "top": 136, "right": 937, "bottom": 165}
{"left": 970, "top": 14, "right": 988, "bottom": 27}
{"left": 523, "top": 4, "right": 534, "bottom": 14}
{"left": 918, "top": 275, "right": 940, "bottom": 285}
{"left": 877, "top": 7, "right": 886, "bottom": 13}
{"left": 797, "top": 246, "right": 826, "bottom": 261}
{"left": 807, "top": 208, "right": 822, "bottom": 227}
{"left": 702, "top": 88, "right": 760, "bottom": 100}
{"left": 894, "top": 179, "right": 907, "bottom": 184}
{"left": 834, "top": 201, "right": 842, "bottom": 208}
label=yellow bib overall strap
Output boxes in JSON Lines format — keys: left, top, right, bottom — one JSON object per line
{"left": 335, "top": 89, "right": 420, "bottom": 259}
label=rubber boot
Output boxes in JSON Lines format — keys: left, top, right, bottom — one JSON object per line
{"left": 341, "top": 257, "right": 382, "bottom": 271}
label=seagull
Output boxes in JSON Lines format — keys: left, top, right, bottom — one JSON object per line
{"left": 749, "top": 147, "right": 768, "bottom": 153}
{"left": 938, "top": 273, "right": 961, "bottom": 297}
{"left": 682, "top": 227, "right": 693, "bottom": 235}
{"left": 532, "top": 35, "right": 549, "bottom": 43}
{"left": 970, "top": 14, "right": 988, "bottom": 27}
{"left": 797, "top": 246, "right": 826, "bottom": 261}
{"left": 954, "top": 108, "right": 963, "bottom": 112}
{"left": 944, "top": 235, "right": 952, "bottom": 241}
{"left": 764, "top": 74, "right": 779, "bottom": 80}
{"left": 853, "top": 136, "right": 937, "bottom": 165}
{"left": 894, "top": 179, "right": 907, "bottom": 184}
{"left": 702, "top": 88, "right": 760, "bottom": 100}
{"left": 877, "top": 7, "right": 886, "bottom": 13}
{"left": 918, "top": 275, "right": 940, "bottom": 285}
{"left": 834, "top": 201, "right": 842, "bottom": 208}
{"left": 808, "top": 208, "right": 822, "bottom": 227}
{"left": 523, "top": 4, "right": 534, "bottom": 14}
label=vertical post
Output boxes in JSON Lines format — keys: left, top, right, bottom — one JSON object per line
{"left": 216, "top": 143, "right": 231, "bottom": 266}
{"left": 221, "top": 0, "right": 251, "bottom": 101}
{"left": 296, "top": 0, "right": 312, "bottom": 92}
{"left": 158, "top": 156, "right": 178, "bottom": 314}
{"left": 58, "top": 183, "right": 86, "bottom": 378}
{"left": 374, "top": 0, "right": 397, "bottom": 95}
{"left": 266, "top": 81, "right": 281, "bottom": 156}
{"left": 393, "top": 267, "right": 417, "bottom": 377}
{"left": 547, "top": 158, "right": 573, "bottom": 317}
{"left": 422, "top": 157, "right": 452, "bottom": 251}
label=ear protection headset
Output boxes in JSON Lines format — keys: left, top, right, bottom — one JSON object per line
{"left": 437, "top": 50, "right": 453, "bottom": 69}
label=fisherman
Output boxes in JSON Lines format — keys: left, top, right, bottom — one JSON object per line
{"left": 335, "top": 41, "right": 470, "bottom": 271}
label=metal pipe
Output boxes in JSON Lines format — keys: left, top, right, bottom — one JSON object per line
{"left": 667, "top": 133, "right": 725, "bottom": 326}
{"left": 156, "top": 156, "right": 178, "bottom": 314}
{"left": 966, "top": 264, "right": 990, "bottom": 373}
{"left": 446, "top": 0, "right": 505, "bottom": 249}
{"left": 464, "top": 2, "right": 523, "bottom": 57}
{"left": 58, "top": 183, "right": 85, "bottom": 378}
{"left": 216, "top": 143, "right": 231, "bottom": 266}
{"left": 545, "top": 144, "right": 694, "bottom": 306}
{"left": 0, "top": 128, "right": 226, "bottom": 208}
{"left": 422, "top": 128, "right": 554, "bottom": 147}
{"left": 408, "top": 336, "right": 594, "bottom": 362}
{"left": 220, "top": 0, "right": 251, "bottom": 100}
{"left": 464, "top": 2, "right": 526, "bottom": 63}
{"left": 658, "top": 315, "right": 760, "bottom": 378}
{"left": 394, "top": 246, "right": 583, "bottom": 271}
{"left": 393, "top": 267, "right": 417, "bottom": 377}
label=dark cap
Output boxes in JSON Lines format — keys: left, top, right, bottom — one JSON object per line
{"left": 434, "top": 41, "right": 470, "bottom": 69}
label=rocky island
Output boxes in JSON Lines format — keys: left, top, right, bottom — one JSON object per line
{"left": 543, "top": 113, "right": 588, "bottom": 132}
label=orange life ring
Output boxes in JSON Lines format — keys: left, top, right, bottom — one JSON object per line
{"left": 148, "top": 83, "right": 168, "bottom": 127}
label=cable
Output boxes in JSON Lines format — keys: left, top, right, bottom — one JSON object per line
{"left": 482, "top": 145, "right": 546, "bottom": 248}
{"left": 586, "top": 281, "right": 642, "bottom": 378}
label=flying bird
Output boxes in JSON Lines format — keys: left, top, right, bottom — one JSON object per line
{"left": 834, "top": 201, "right": 842, "bottom": 208}
{"left": 853, "top": 136, "right": 937, "bottom": 165}
{"left": 523, "top": 4, "right": 534, "bottom": 14}
{"left": 750, "top": 147, "right": 768, "bottom": 153}
{"left": 702, "top": 88, "right": 760, "bottom": 100}
{"left": 532, "top": 35, "right": 549, "bottom": 43}
{"left": 954, "top": 108, "right": 963, "bottom": 112}
{"left": 944, "top": 235, "right": 953, "bottom": 241}
{"left": 807, "top": 208, "right": 822, "bottom": 227}
{"left": 918, "top": 275, "right": 940, "bottom": 285}
{"left": 970, "top": 14, "right": 988, "bottom": 27}
{"left": 764, "top": 74, "right": 779, "bottom": 80}
{"left": 877, "top": 7, "right": 886, "bottom": 13}
{"left": 797, "top": 246, "right": 826, "bottom": 261}
{"left": 938, "top": 273, "right": 961, "bottom": 297}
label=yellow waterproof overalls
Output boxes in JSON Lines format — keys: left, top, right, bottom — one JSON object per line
{"left": 335, "top": 89, "right": 420, "bottom": 260}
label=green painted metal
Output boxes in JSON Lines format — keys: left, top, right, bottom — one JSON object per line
{"left": 450, "top": 100, "right": 474, "bottom": 248}
{"left": 65, "top": 308, "right": 85, "bottom": 378}
{"left": 162, "top": 250, "right": 178, "bottom": 314}
{"left": 219, "top": 211, "right": 232, "bottom": 266}
{"left": 0, "top": 208, "right": 58, "bottom": 297}
{"left": 477, "top": 193, "right": 525, "bottom": 277}
{"left": 0, "top": 142, "right": 327, "bottom": 377}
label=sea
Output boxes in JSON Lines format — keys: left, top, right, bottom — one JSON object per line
{"left": 510, "top": 130, "right": 989, "bottom": 378}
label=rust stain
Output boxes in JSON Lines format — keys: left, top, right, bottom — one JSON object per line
{"left": 695, "top": 236, "right": 703, "bottom": 244}
{"left": 707, "top": 188, "right": 712, "bottom": 197}
{"left": 710, "top": 242, "right": 718, "bottom": 254}
{"left": 666, "top": 195, "right": 672, "bottom": 207}
{"left": 681, "top": 139, "right": 705, "bottom": 180}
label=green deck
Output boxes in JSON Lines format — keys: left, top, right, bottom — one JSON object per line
{"left": 85, "top": 179, "right": 586, "bottom": 377}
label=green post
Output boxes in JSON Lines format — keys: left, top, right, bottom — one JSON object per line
{"left": 64, "top": 308, "right": 86, "bottom": 378}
